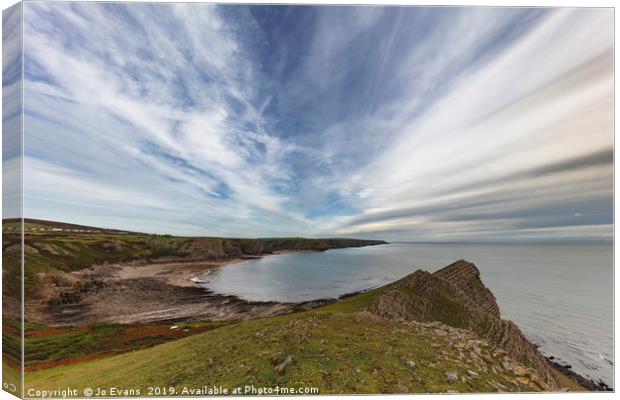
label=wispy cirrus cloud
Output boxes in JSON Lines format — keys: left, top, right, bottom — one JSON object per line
{"left": 2, "top": 3, "right": 22, "bottom": 219}
{"left": 23, "top": 3, "right": 309, "bottom": 235}
{"left": 21, "top": 4, "right": 612, "bottom": 241}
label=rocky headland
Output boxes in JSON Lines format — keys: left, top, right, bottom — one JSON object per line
{"left": 22, "top": 258, "right": 599, "bottom": 393}
{"left": 2, "top": 220, "right": 606, "bottom": 393}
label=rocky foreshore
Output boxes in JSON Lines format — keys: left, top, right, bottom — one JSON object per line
{"left": 22, "top": 257, "right": 599, "bottom": 394}
{"left": 14, "top": 223, "right": 386, "bottom": 325}
{"left": 546, "top": 357, "right": 612, "bottom": 391}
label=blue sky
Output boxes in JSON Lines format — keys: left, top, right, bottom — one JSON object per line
{"left": 13, "top": 3, "right": 613, "bottom": 241}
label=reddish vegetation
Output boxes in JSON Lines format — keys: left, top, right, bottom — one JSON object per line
{"left": 24, "top": 353, "right": 107, "bottom": 372}
{"left": 122, "top": 324, "right": 197, "bottom": 338}
{"left": 3, "top": 355, "right": 20, "bottom": 369}
{"left": 22, "top": 322, "right": 223, "bottom": 372}
{"left": 3, "top": 325, "right": 20, "bottom": 336}
{"left": 26, "top": 325, "right": 89, "bottom": 338}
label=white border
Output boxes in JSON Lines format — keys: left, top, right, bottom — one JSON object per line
{"left": 0, "top": 2, "right": 616, "bottom": 400}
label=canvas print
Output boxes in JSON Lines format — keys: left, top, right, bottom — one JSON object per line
{"left": 2, "top": 2, "right": 614, "bottom": 398}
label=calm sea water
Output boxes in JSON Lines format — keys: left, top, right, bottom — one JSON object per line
{"left": 200, "top": 242, "right": 613, "bottom": 386}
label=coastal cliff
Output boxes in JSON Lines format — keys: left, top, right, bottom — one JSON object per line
{"left": 3, "top": 220, "right": 588, "bottom": 393}
{"left": 22, "top": 258, "right": 586, "bottom": 394}
{"left": 4, "top": 219, "right": 386, "bottom": 274}
{"left": 367, "top": 260, "right": 559, "bottom": 390}
{"left": 4, "top": 219, "right": 386, "bottom": 325}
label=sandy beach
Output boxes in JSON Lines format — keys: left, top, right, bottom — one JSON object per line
{"left": 25, "top": 251, "right": 333, "bottom": 326}
{"left": 114, "top": 258, "right": 247, "bottom": 287}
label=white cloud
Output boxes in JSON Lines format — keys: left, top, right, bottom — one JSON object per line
{"left": 20, "top": 5, "right": 613, "bottom": 241}
{"left": 22, "top": 2, "right": 309, "bottom": 235}
{"left": 322, "top": 8, "right": 613, "bottom": 241}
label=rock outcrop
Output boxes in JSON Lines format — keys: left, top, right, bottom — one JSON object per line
{"left": 433, "top": 260, "right": 501, "bottom": 318}
{"left": 367, "top": 260, "right": 561, "bottom": 390}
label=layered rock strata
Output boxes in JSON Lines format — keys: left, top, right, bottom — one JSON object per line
{"left": 367, "top": 260, "right": 560, "bottom": 390}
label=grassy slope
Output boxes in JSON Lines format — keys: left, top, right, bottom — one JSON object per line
{"left": 17, "top": 320, "right": 229, "bottom": 371}
{"left": 25, "top": 291, "right": 550, "bottom": 394}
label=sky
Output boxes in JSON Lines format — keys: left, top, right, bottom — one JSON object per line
{"left": 8, "top": 3, "right": 614, "bottom": 241}
{"left": 2, "top": 3, "right": 22, "bottom": 221}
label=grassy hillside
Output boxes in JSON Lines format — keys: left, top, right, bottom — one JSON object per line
{"left": 3, "top": 318, "right": 230, "bottom": 372}
{"left": 3, "top": 218, "right": 386, "bottom": 296}
{"left": 25, "top": 312, "right": 533, "bottom": 394}
{"left": 9, "top": 224, "right": 385, "bottom": 275}
{"left": 24, "top": 283, "right": 564, "bottom": 394}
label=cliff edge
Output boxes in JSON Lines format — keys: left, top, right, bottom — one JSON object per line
{"left": 23, "top": 258, "right": 585, "bottom": 394}
{"left": 367, "top": 259, "right": 560, "bottom": 390}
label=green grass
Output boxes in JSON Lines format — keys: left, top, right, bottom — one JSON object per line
{"left": 2, "top": 320, "right": 231, "bottom": 371}
{"left": 20, "top": 267, "right": 572, "bottom": 395}
{"left": 6, "top": 221, "right": 571, "bottom": 394}
{"left": 22, "top": 273, "right": 558, "bottom": 395}
{"left": 319, "top": 286, "right": 388, "bottom": 313}
{"left": 2, "top": 360, "right": 22, "bottom": 397}
{"left": 25, "top": 311, "right": 529, "bottom": 395}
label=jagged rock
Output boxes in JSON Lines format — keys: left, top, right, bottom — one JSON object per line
{"left": 366, "top": 260, "right": 561, "bottom": 390}
{"left": 445, "top": 371, "right": 458, "bottom": 382}
{"left": 489, "top": 380, "right": 506, "bottom": 390}
{"left": 101, "top": 240, "right": 124, "bottom": 252}
{"left": 14, "top": 244, "right": 40, "bottom": 255}
{"left": 516, "top": 376, "right": 530, "bottom": 385}
{"left": 4, "top": 244, "right": 21, "bottom": 254}
{"left": 36, "top": 242, "right": 69, "bottom": 256}
{"left": 274, "top": 355, "right": 294, "bottom": 375}
{"left": 433, "top": 260, "right": 501, "bottom": 318}
{"left": 270, "top": 351, "right": 283, "bottom": 365}
{"left": 367, "top": 289, "right": 430, "bottom": 320}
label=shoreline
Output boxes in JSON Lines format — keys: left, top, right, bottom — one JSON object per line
{"left": 116, "top": 254, "right": 615, "bottom": 391}
{"left": 116, "top": 249, "right": 322, "bottom": 289}
{"left": 546, "top": 357, "right": 613, "bottom": 391}
{"left": 25, "top": 249, "right": 340, "bottom": 326}
{"left": 115, "top": 257, "right": 248, "bottom": 288}
{"left": 25, "top": 248, "right": 610, "bottom": 391}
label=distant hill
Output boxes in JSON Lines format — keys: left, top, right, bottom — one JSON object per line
{"left": 4, "top": 220, "right": 387, "bottom": 269}
{"left": 2, "top": 219, "right": 387, "bottom": 303}
{"left": 3, "top": 218, "right": 142, "bottom": 235}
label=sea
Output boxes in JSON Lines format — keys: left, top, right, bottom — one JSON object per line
{"left": 199, "top": 242, "right": 613, "bottom": 386}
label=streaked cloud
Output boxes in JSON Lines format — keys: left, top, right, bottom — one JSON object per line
{"left": 21, "top": 4, "right": 613, "bottom": 241}
{"left": 3, "top": 3, "right": 22, "bottom": 219}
